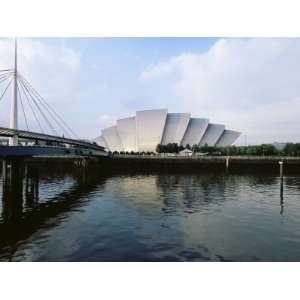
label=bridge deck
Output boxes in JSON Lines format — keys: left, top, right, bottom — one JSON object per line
{"left": 0, "top": 127, "right": 108, "bottom": 157}
{"left": 0, "top": 146, "right": 107, "bottom": 157}
{"left": 0, "top": 127, "right": 104, "bottom": 151}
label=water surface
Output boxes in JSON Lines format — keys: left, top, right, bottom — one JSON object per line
{"left": 1, "top": 163, "right": 300, "bottom": 261}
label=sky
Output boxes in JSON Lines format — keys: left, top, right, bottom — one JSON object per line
{"left": 0, "top": 37, "right": 299, "bottom": 145}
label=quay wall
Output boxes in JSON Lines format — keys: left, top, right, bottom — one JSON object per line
{"left": 2, "top": 155, "right": 300, "bottom": 175}
{"left": 101, "top": 155, "right": 300, "bottom": 173}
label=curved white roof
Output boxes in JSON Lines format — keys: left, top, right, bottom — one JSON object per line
{"left": 199, "top": 124, "right": 225, "bottom": 146}
{"left": 161, "top": 113, "right": 190, "bottom": 145}
{"left": 181, "top": 118, "right": 209, "bottom": 147}
{"left": 117, "top": 117, "right": 137, "bottom": 152}
{"left": 102, "top": 126, "right": 124, "bottom": 152}
{"left": 136, "top": 109, "right": 167, "bottom": 152}
{"left": 96, "top": 109, "right": 240, "bottom": 152}
{"left": 216, "top": 130, "right": 241, "bottom": 147}
{"left": 94, "top": 135, "right": 108, "bottom": 148}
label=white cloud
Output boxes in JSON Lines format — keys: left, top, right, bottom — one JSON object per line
{"left": 139, "top": 38, "right": 300, "bottom": 144}
{"left": 97, "top": 113, "right": 114, "bottom": 128}
{"left": 59, "top": 47, "right": 81, "bottom": 70}
{"left": 1, "top": 38, "right": 300, "bottom": 144}
{"left": 0, "top": 38, "right": 82, "bottom": 136}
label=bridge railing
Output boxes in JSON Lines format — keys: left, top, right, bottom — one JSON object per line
{"left": 0, "top": 127, "right": 105, "bottom": 151}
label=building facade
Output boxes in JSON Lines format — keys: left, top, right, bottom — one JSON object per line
{"left": 95, "top": 109, "right": 241, "bottom": 152}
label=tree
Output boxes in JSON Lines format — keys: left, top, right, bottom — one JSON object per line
{"left": 156, "top": 144, "right": 163, "bottom": 153}
{"left": 283, "top": 143, "right": 300, "bottom": 156}
{"left": 192, "top": 144, "right": 200, "bottom": 152}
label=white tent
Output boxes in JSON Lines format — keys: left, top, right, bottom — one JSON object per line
{"left": 179, "top": 148, "right": 193, "bottom": 157}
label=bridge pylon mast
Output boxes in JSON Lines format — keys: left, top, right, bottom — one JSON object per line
{"left": 9, "top": 38, "right": 18, "bottom": 146}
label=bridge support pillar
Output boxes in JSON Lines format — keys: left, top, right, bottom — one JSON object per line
{"left": 74, "top": 157, "right": 89, "bottom": 168}
{"left": 2, "top": 158, "right": 24, "bottom": 189}
{"left": 1, "top": 158, "right": 24, "bottom": 221}
{"left": 24, "top": 165, "right": 39, "bottom": 207}
{"left": 2, "top": 159, "right": 7, "bottom": 182}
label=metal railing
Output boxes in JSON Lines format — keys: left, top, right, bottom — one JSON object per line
{"left": 0, "top": 127, "right": 104, "bottom": 151}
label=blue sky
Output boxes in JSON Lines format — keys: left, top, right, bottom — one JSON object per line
{"left": 0, "top": 37, "right": 299, "bottom": 144}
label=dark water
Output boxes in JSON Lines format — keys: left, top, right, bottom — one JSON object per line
{"left": 1, "top": 161, "right": 300, "bottom": 262}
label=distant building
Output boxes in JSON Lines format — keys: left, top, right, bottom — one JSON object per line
{"left": 179, "top": 148, "right": 193, "bottom": 157}
{"left": 273, "top": 142, "right": 287, "bottom": 151}
{"left": 0, "top": 138, "right": 9, "bottom": 145}
{"left": 95, "top": 109, "right": 241, "bottom": 152}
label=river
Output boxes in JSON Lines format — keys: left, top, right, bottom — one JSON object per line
{"left": 0, "top": 161, "right": 300, "bottom": 261}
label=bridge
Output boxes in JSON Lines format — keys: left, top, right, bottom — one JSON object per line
{"left": 0, "top": 39, "right": 106, "bottom": 158}
{"left": 0, "top": 126, "right": 106, "bottom": 157}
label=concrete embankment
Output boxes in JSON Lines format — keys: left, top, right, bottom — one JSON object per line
{"left": 100, "top": 155, "right": 300, "bottom": 173}
{"left": 10, "top": 155, "right": 300, "bottom": 175}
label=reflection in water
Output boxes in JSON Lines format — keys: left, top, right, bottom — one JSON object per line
{"left": 25, "top": 166, "right": 39, "bottom": 209}
{"left": 2, "top": 159, "right": 24, "bottom": 222}
{"left": 2, "top": 162, "right": 40, "bottom": 222}
{"left": 156, "top": 174, "right": 229, "bottom": 214}
{"left": 0, "top": 160, "right": 300, "bottom": 261}
{"left": 0, "top": 160, "right": 105, "bottom": 261}
{"left": 280, "top": 178, "right": 284, "bottom": 215}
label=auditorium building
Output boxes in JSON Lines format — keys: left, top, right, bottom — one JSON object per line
{"left": 95, "top": 109, "right": 241, "bottom": 152}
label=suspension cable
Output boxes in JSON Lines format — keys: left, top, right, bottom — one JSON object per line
{"left": 0, "top": 69, "right": 13, "bottom": 73}
{"left": 0, "top": 71, "right": 12, "bottom": 77}
{"left": 0, "top": 78, "right": 13, "bottom": 102}
{"left": 18, "top": 77, "right": 44, "bottom": 133}
{"left": 0, "top": 68, "right": 78, "bottom": 139}
{"left": 18, "top": 78, "right": 58, "bottom": 135}
{"left": 16, "top": 81, "right": 29, "bottom": 131}
{"left": 18, "top": 78, "right": 59, "bottom": 136}
{"left": 20, "top": 78, "right": 72, "bottom": 138}
{"left": 20, "top": 75, "right": 78, "bottom": 138}
{"left": 0, "top": 71, "right": 13, "bottom": 79}
{"left": 0, "top": 73, "right": 12, "bottom": 83}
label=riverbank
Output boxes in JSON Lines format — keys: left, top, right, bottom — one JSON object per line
{"left": 3, "top": 154, "right": 299, "bottom": 174}
{"left": 1, "top": 156, "right": 300, "bottom": 262}
{"left": 110, "top": 154, "right": 300, "bottom": 163}
{"left": 100, "top": 155, "right": 300, "bottom": 173}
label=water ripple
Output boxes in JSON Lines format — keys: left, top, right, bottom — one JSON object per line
{"left": 1, "top": 168, "right": 300, "bottom": 261}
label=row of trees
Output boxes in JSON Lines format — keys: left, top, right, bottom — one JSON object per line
{"left": 155, "top": 143, "right": 300, "bottom": 156}
{"left": 217, "top": 143, "right": 300, "bottom": 156}
{"left": 156, "top": 143, "right": 186, "bottom": 153}
{"left": 107, "top": 143, "right": 300, "bottom": 156}
{"left": 109, "top": 151, "right": 155, "bottom": 156}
